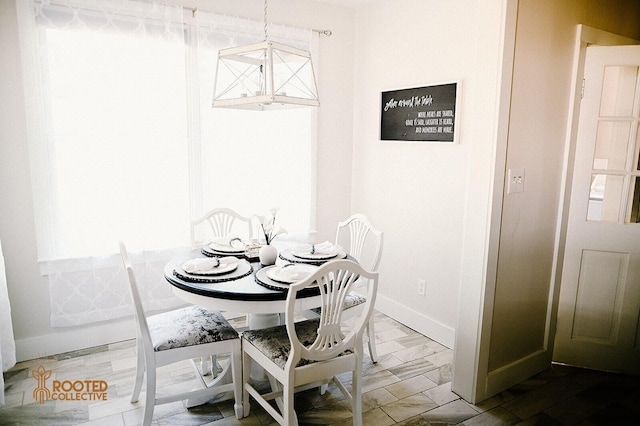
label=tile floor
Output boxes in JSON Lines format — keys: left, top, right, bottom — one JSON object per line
{"left": 2, "top": 311, "right": 640, "bottom": 425}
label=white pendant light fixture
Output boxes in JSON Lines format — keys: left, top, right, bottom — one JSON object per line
{"left": 212, "top": 0, "right": 320, "bottom": 110}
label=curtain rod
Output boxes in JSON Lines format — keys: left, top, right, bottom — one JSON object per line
{"left": 188, "top": 7, "right": 332, "bottom": 36}
{"left": 313, "top": 29, "right": 332, "bottom": 36}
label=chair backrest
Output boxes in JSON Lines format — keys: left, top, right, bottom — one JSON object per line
{"left": 119, "top": 241, "right": 154, "bottom": 356}
{"left": 335, "top": 213, "right": 383, "bottom": 273}
{"left": 190, "top": 208, "right": 253, "bottom": 246}
{"left": 284, "top": 259, "right": 378, "bottom": 366}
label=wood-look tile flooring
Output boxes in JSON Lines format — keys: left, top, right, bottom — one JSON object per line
{"left": 2, "top": 311, "right": 640, "bottom": 425}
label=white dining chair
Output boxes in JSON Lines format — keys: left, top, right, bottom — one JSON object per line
{"left": 334, "top": 214, "right": 383, "bottom": 362}
{"left": 190, "top": 207, "right": 253, "bottom": 375}
{"left": 119, "top": 242, "right": 243, "bottom": 426}
{"left": 307, "top": 214, "right": 384, "bottom": 364}
{"left": 190, "top": 208, "right": 254, "bottom": 247}
{"left": 241, "top": 259, "right": 378, "bottom": 426}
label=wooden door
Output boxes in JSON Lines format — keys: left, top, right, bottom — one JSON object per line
{"left": 554, "top": 45, "right": 640, "bottom": 374}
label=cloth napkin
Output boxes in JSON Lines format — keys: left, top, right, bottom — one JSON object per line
{"left": 211, "top": 236, "right": 244, "bottom": 249}
{"left": 276, "top": 264, "right": 317, "bottom": 282}
{"left": 296, "top": 241, "right": 340, "bottom": 255}
{"left": 182, "top": 257, "right": 236, "bottom": 273}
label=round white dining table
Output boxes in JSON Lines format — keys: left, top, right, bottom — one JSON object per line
{"left": 163, "top": 248, "right": 326, "bottom": 329}
{"left": 164, "top": 244, "right": 352, "bottom": 398}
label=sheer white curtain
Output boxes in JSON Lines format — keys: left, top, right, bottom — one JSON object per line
{"left": 18, "top": 0, "right": 191, "bottom": 327}
{"left": 0, "top": 240, "right": 16, "bottom": 405}
{"left": 17, "top": 0, "right": 316, "bottom": 327}
{"left": 194, "top": 11, "right": 316, "bottom": 238}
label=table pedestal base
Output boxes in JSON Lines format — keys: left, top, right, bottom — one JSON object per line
{"left": 185, "top": 358, "right": 236, "bottom": 409}
{"left": 247, "top": 312, "right": 282, "bottom": 329}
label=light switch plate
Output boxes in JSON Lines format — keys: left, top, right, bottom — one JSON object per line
{"left": 507, "top": 168, "right": 525, "bottom": 194}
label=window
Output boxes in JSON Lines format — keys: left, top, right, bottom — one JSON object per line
{"left": 25, "top": 0, "right": 316, "bottom": 260}
{"left": 18, "top": 0, "right": 317, "bottom": 326}
{"left": 45, "top": 22, "right": 192, "bottom": 257}
{"left": 586, "top": 65, "right": 640, "bottom": 223}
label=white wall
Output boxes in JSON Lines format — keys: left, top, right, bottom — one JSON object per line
{"left": 350, "top": 0, "right": 506, "bottom": 347}
{"left": 0, "top": 0, "right": 356, "bottom": 361}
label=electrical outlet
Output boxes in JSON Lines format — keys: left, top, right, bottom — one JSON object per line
{"left": 418, "top": 279, "right": 426, "bottom": 296}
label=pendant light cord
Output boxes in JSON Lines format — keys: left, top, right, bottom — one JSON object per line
{"left": 263, "top": 0, "right": 269, "bottom": 41}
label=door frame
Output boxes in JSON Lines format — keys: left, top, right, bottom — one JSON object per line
{"left": 550, "top": 25, "right": 640, "bottom": 364}
{"left": 451, "top": 0, "right": 519, "bottom": 403}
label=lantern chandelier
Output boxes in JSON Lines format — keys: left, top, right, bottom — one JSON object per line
{"left": 211, "top": 0, "right": 321, "bottom": 110}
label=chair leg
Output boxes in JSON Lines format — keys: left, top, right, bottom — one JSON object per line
{"left": 366, "top": 317, "right": 378, "bottom": 363}
{"left": 283, "top": 381, "right": 298, "bottom": 426}
{"left": 231, "top": 342, "right": 243, "bottom": 419}
{"left": 351, "top": 360, "right": 363, "bottom": 426}
{"left": 130, "top": 340, "right": 145, "bottom": 403}
{"left": 242, "top": 348, "right": 252, "bottom": 418}
{"left": 142, "top": 365, "right": 156, "bottom": 426}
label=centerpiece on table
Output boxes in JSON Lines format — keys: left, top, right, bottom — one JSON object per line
{"left": 257, "top": 208, "right": 287, "bottom": 265}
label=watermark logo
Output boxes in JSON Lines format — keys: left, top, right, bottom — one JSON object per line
{"left": 32, "top": 365, "right": 108, "bottom": 404}
{"left": 32, "top": 366, "right": 51, "bottom": 404}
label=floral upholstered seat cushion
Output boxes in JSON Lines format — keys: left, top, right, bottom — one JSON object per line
{"left": 242, "top": 319, "right": 352, "bottom": 369}
{"left": 310, "top": 291, "right": 366, "bottom": 316}
{"left": 147, "top": 305, "right": 239, "bottom": 351}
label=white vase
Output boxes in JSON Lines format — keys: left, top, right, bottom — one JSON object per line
{"left": 259, "top": 245, "right": 277, "bottom": 265}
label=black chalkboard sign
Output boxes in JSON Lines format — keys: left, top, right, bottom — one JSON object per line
{"left": 380, "top": 82, "right": 458, "bottom": 142}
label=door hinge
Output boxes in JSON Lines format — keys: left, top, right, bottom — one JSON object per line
{"left": 581, "top": 78, "right": 585, "bottom": 99}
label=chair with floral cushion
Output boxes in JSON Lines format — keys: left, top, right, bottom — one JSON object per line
{"left": 119, "top": 241, "right": 243, "bottom": 426}
{"left": 241, "top": 259, "right": 378, "bottom": 426}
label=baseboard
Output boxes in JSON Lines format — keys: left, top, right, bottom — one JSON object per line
{"left": 485, "top": 349, "right": 550, "bottom": 397}
{"left": 15, "top": 318, "right": 136, "bottom": 362}
{"left": 375, "top": 293, "right": 456, "bottom": 349}
{"left": 15, "top": 297, "right": 456, "bottom": 362}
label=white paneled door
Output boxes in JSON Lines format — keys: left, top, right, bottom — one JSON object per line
{"left": 554, "top": 45, "right": 640, "bottom": 374}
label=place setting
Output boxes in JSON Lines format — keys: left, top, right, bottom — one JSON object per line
{"left": 173, "top": 255, "right": 253, "bottom": 283}
{"left": 255, "top": 263, "right": 319, "bottom": 291}
{"left": 278, "top": 240, "right": 347, "bottom": 266}
{"left": 201, "top": 236, "right": 261, "bottom": 261}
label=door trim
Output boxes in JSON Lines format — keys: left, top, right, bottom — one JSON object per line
{"left": 451, "top": 0, "right": 518, "bottom": 403}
